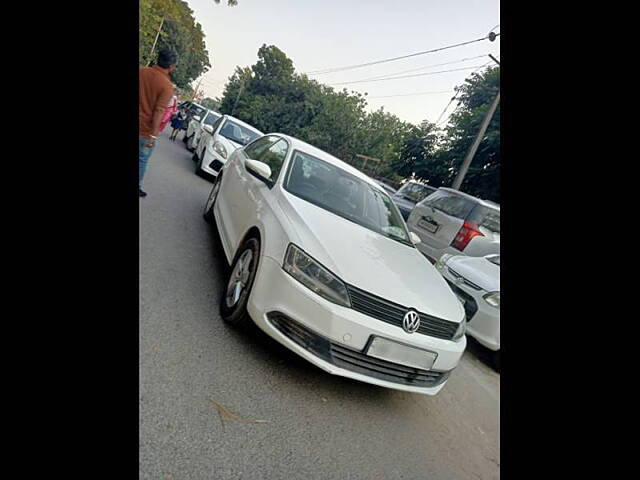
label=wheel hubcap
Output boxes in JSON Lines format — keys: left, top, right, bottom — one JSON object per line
{"left": 225, "top": 249, "right": 253, "bottom": 308}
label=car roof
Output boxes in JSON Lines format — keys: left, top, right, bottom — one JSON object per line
{"left": 400, "top": 180, "right": 436, "bottom": 189}
{"left": 438, "top": 187, "right": 500, "bottom": 210}
{"left": 269, "top": 134, "right": 385, "bottom": 190}
{"left": 222, "top": 114, "right": 263, "bottom": 135}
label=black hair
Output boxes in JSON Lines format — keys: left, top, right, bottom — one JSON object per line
{"left": 157, "top": 49, "right": 177, "bottom": 69}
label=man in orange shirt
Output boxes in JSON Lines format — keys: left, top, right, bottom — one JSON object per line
{"left": 139, "top": 49, "right": 177, "bottom": 197}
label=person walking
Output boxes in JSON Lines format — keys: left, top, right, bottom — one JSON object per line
{"left": 170, "top": 106, "right": 187, "bottom": 141}
{"left": 159, "top": 91, "right": 178, "bottom": 134}
{"left": 139, "top": 49, "right": 177, "bottom": 198}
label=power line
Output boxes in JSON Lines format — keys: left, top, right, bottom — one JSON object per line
{"left": 434, "top": 60, "right": 495, "bottom": 125}
{"left": 328, "top": 54, "right": 489, "bottom": 85}
{"left": 304, "top": 32, "right": 499, "bottom": 75}
{"left": 329, "top": 65, "right": 484, "bottom": 86}
{"left": 367, "top": 90, "right": 453, "bottom": 99}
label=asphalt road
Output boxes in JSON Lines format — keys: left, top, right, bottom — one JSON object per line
{"left": 139, "top": 130, "right": 500, "bottom": 480}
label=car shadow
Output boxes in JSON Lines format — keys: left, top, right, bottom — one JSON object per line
{"left": 464, "top": 335, "right": 499, "bottom": 373}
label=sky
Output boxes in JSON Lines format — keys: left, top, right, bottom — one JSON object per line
{"left": 185, "top": 0, "right": 500, "bottom": 126}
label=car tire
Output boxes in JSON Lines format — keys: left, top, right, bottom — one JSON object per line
{"left": 182, "top": 134, "right": 189, "bottom": 144}
{"left": 220, "top": 236, "right": 260, "bottom": 329}
{"left": 195, "top": 156, "right": 205, "bottom": 176}
{"left": 203, "top": 175, "right": 221, "bottom": 224}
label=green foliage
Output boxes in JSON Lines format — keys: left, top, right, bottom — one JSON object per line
{"left": 437, "top": 67, "right": 500, "bottom": 201}
{"left": 140, "top": 0, "right": 238, "bottom": 88}
{"left": 216, "top": 44, "right": 499, "bottom": 201}
{"left": 200, "top": 97, "right": 221, "bottom": 110}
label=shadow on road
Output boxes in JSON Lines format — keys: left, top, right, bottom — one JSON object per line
{"left": 464, "top": 336, "right": 499, "bottom": 373}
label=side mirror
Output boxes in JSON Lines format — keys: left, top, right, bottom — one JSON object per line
{"left": 193, "top": 115, "right": 201, "bottom": 122}
{"left": 245, "top": 159, "right": 272, "bottom": 182}
{"left": 410, "top": 232, "right": 421, "bottom": 245}
{"left": 203, "top": 125, "right": 214, "bottom": 135}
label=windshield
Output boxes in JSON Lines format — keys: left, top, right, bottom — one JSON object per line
{"left": 191, "top": 106, "right": 206, "bottom": 118}
{"left": 396, "top": 182, "right": 435, "bottom": 203}
{"left": 219, "top": 120, "right": 261, "bottom": 145}
{"left": 204, "top": 112, "right": 221, "bottom": 126}
{"left": 284, "top": 151, "right": 412, "bottom": 246}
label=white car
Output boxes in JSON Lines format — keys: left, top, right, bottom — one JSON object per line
{"left": 185, "top": 110, "right": 222, "bottom": 152}
{"left": 435, "top": 253, "right": 500, "bottom": 369}
{"left": 193, "top": 115, "right": 263, "bottom": 179}
{"left": 202, "top": 133, "right": 467, "bottom": 395}
{"left": 407, "top": 188, "right": 500, "bottom": 263}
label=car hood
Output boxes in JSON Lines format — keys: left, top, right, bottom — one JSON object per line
{"left": 279, "top": 192, "right": 466, "bottom": 323}
{"left": 446, "top": 256, "right": 500, "bottom": 292}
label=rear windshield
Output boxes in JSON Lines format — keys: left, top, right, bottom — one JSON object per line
{"left": 468, "top": 205, "right": 500, "bottom": 234}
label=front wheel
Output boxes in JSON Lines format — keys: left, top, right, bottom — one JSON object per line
{"left": 220, "top": 237, "right": 260, "bottom": 329}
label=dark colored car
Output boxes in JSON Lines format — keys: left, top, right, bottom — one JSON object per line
{"left": 392, "top": 181, "right": 438, "bottom": 220}
{"left": 374, "top": 180, "right": 397, "bottom": 196}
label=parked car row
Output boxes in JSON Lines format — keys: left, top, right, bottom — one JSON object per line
{"left": 179, "top": 112, "right": 500, "bottom": 393}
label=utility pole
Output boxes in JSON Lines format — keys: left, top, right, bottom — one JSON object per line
{"left": 192, "top": 76, "right": 204, "bottom": 102}
{"left": 146, "top": 17, "right": 165, "bottom": 66}
{"left": 451, "top": 91, "right": 500, "bottom": 190}
{"left": 231, "top": 80, "right": 244, "bottom": 115}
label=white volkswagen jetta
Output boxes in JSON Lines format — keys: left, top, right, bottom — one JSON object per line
{"left": 203, "top": 134, "right": 467, "bottom": 395}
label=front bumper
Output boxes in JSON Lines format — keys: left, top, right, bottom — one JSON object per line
{"left": 438, "top": 266, "right": 500, "bottom": 351}
{"left": 246, "top": 256, "right": 466, "bottom": 395}
{"left": 200, "top": 148, "right": 226, "bottom": 178}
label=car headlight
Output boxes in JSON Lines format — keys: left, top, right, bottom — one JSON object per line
{"left": 283, "top": 244, "right": 351, "bottom": 307}
{"left": 453, "top": 317, "right": 466, "bottom": 341}
{"left": 213, "top": 141, "right": 227, "bottom": 159}
{"left": 483, "top": 291, "right": 500, "bottom": 308}
{"left": 435, "top": 253, "right": 453, "bottom": 270}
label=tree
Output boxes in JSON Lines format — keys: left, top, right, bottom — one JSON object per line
{"left": 201, "top": 97, "right": 221, "bottom": 110}
{"left": 393, "top": 120, "right": 441, "bottom": 183}
{"left": 139, "top": 0, "right": 238, "bottom": 87}
{"left": 437, "top": 66, "right": 500, "bottom": 201}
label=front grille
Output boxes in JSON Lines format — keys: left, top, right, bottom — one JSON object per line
{"left": 445, "top": 279, "right": 479, "bottom": 320}
{"left": 208, "top": 159, "right": 224, "bottom": 172}
{"left": 447, "top": 267, "right": 482, "bottom": 290}
{"left": 346, "top": 284, "right": 459, "bottom": 340}
{"left": 268, "top": 313, "right": 449, "bottom": 388}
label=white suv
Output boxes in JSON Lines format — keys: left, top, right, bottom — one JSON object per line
{"left": 185, "top": 110, "right": 222, "bottom": 152}
{"left": 407, "top": 188, "right": 500, "bottom": 263}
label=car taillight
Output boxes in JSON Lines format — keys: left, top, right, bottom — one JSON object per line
{"left": 451, "top": 221, "right": 484, "bottom": 251}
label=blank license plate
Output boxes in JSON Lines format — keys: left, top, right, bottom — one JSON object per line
{"left": 367, "top": 337, "right": 437, "bottom": 370}
{"left": 418, "top": 219, "right": 439, "bottom": 233}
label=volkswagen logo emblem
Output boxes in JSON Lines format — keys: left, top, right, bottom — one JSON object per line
{"left": 403, "top": 310, "right": 421, "bottom": 333}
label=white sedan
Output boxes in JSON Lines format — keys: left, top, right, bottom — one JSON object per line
{"left": 203, "top": 134, "right": 467, "bottom": 395}
{"left": 435, "top": 253, "right": 500, "bottom": 369}
{"left": 193, "top": 115, "right": 263, "bottom": 179}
